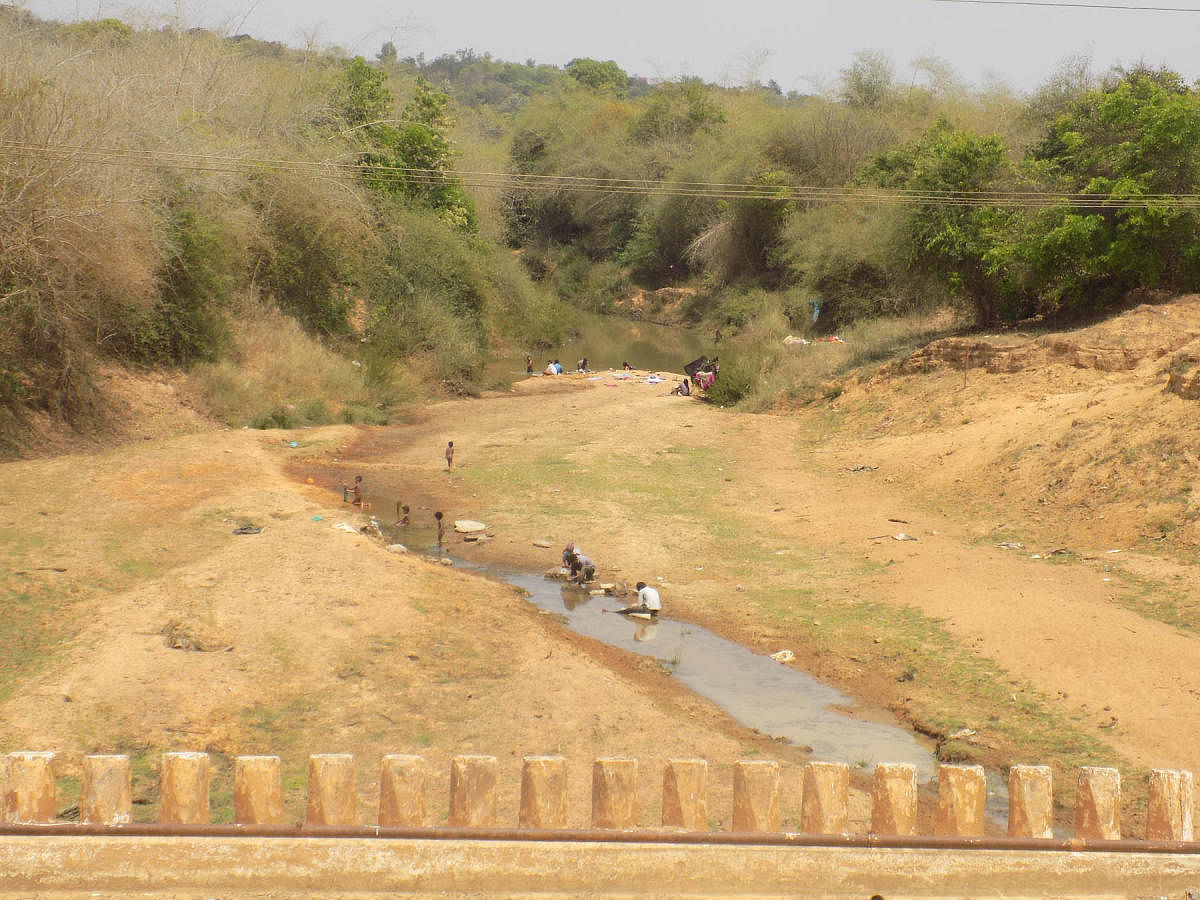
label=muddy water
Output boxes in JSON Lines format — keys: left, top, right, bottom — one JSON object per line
{"left": 447, "top": 556, "right": 939, "bottom": 781}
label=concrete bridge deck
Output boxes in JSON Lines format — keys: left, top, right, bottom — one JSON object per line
{"left": 3, "top": 827, "right": 1200, "bottom": 897}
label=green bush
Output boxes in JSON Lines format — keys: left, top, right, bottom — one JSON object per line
{"left": 703, "top": 354, "right": 754, "bottom": 406}
{"left": 125, "top": 202, "right": 236, "bottom": 365}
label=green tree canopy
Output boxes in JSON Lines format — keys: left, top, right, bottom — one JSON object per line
{"left": 566, "top": 58, "right": 627, "bottom": 95}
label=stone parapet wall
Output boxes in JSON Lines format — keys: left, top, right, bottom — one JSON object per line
{"left": 1, "top": 751, "right": 1195, "bottom": 842}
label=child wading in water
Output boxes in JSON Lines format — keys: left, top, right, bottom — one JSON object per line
{"left": 435, "top": 510, "right": 445, "bottom": 549}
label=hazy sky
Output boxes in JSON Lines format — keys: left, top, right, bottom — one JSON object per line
{"left": 17, "top": 0, "right": 1200, "bottom": 92}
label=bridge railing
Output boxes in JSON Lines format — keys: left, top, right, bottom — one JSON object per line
{"left": 0, "top": 751, "right": 1192, "bottom": 841}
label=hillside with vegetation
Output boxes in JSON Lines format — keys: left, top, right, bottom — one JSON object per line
{"left": 0, "top": 7, "right": 573, "bottom": 454}
{"left": 6, "top": 6, "right": 1200, "bottom": 455}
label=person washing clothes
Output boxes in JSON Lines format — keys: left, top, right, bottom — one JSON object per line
{"left": 634, "top": 581, "right": 661, "bottom": 616}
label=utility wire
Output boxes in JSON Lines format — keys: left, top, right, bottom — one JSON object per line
{"left": 5, "top": 138, "right": 1200, "bottom": 208}
{"left": 928, "top": 0, "right": 1200, "bottom": 11}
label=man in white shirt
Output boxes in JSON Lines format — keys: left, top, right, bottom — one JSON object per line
{"left": 635, "top": 581, "right": 661, "bottom": 616}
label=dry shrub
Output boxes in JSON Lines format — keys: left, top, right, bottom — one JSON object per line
{"left": 186, "top": 303, "right": 379, "bottom": 427}
{"left": 733, "top": 307, "right": 963, "bottom": 411}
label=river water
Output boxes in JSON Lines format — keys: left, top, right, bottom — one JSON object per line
{"left": 464, "top": 562, "right": 939, "bottom": 780}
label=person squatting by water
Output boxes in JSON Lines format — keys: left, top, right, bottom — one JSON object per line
{"left": 343, "top": 475, "right": 362, "bottom": 505}
{"left": 561, "top": 541, "right": 594, "bottom": 583}
{"left": 571, "top": 551, "right": 595, "bottom": 584}
{"left": 635, "top": 581, "right": 661, "bottom": 616}
{"left": 394, "top": 502, "right": 410, "bottom": 526}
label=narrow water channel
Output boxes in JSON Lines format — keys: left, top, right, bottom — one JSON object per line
{"left": 450, "top": 557, "right": 938, "bottom": 780}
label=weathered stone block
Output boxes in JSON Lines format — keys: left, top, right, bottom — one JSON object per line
{"left": 1147, "top": 768, "right": 1193, "bottom": 841}
{"left": 732, "top": 760, "right": 780, "bottom": 833}
{"left": 81, "top": 755, "right": 132, "bottom": 826}
{"left": 801, "top": 761, "right": 849, "bottom": 835}
{"left": 305, "top": 754, "right": 357, "bottom": 827}
{"left": 519, "top": 756, "right": 567, "bottom": 829}
{"left": 935, "top": 764, "right": 985, "bottom": 837}
{"left": 4, "top": 752, "right": 56, "bottom": 824}
{"left": 1008, "top": 765, "right": 1053, "bottom": 839}
{"left": 1075, "top": 766, "right": 1121, "bottom": 840}
{"left": 871, "top": 763, "right": 917, "bottom": 836}
{"left": 379, "top": 755, "right": 430, "bottom": 827}
{"left": 234, "top": 756, "right": 284, "bottom": 826}
{"left": 662, "top": 759, "right": 708, "bottom": 831}
{"left": 161, "top": 752, "right": 210, "bottom": 825}
{"left": 591, "top": 758, "right": 638, "bottom": 830}
{"left": 449, "top": 755, "right": 498, "bottom": 828}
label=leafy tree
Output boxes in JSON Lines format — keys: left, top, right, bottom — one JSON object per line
{"left": 839, "top": 50, "right": 894, "bottom": 110}
{"left": 59, "top": 18, "right": 133, "bottom": 46}
{"left": 334, "top": 56, "right": 392, "bottom": 127}
{"left": 566, "top": 58, "right": 627, "bottom": 95}
{"left": 377, "top": 41, "right": 397, "bottom": 67}
{"left": 629, "top": 80, "right": 725, "bottom": 145}
{"left": 333, "top": 60, "right": 477, "bottom": 231}
{"left": 1005, "top": 67, "right": 1200, "bottom": 314}
{"left": 859, "top": 118, "right": 1014, "bottom": 321}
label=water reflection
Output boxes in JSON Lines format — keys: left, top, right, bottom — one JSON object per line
{"left": 633, "top": 619, "right": 659, "bottom": 643}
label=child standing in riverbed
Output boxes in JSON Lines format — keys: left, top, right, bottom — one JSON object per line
{"left": 435, "top": 510, "right": 445, "bottom": 548}
{"left": 445, "top": 441, "right": 454, "bottom": 471}
{"left": 343, "top": 475, "right": 362, "bottom": 506}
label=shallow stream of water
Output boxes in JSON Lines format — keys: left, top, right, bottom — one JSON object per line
{"left": 407, "top": 543, "right": 935, "bottom": 782}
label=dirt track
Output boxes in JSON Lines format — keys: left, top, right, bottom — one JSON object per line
{"left": 3, "top": 298, "right": 1200, "bottom": 829}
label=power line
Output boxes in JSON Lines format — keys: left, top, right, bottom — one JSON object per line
{"left": 5, "top": 138, "right": 1200, "bottom": 209}
{"left": 928, "top": 0, "right": 1200, "bottom": 11}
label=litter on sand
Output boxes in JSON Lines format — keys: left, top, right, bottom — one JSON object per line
{"left": 333, "top": 523, "right": 359, "bottom": 533}
{"left": 231, "top": 524, "right": 261, "bottom": 535}
{"left": 892, "top": 533, "right": 918, "bottom": 541}
{"left": 770, "top": 649, "right": 795, "bottom": 663}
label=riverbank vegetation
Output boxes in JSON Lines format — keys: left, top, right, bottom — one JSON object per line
{"left": 6, "top": 5, "right": 1200, "bottom": 451}
{"left": 0, "top": 7, "right": 572, "bottom": 451}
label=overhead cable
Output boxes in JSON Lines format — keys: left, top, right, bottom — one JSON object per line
{"left": 4, "top": 138, "right": 1200, "bottom": 208}
{"left": 927, "top": 0, "right": 1200, "bottom": 11}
